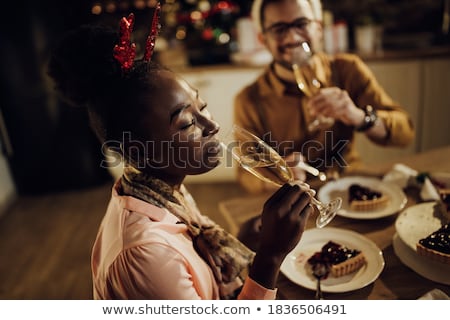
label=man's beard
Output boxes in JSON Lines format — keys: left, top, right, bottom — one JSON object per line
{"left": 274, "top": 58, "right": 295, "bottom": 71}
{"left": 276, "top": 42, "right": 304, "bottom": 70}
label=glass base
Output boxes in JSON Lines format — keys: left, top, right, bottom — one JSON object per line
{"left": 315, "top": 197, "right": 342, "bottom": 228}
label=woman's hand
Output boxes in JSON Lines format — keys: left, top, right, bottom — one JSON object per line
{"left": 259, "top": 183, "right": 312, "bottom": 257}
{"left": 308, "top": 87, "right": 365, "bottom": 127}
{"left": 249, "top": 183, "right": 312, "bottom": 289}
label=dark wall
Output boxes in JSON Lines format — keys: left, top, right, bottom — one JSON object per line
{"left": 0, "top": 1, "right": 111, "bottom": 195}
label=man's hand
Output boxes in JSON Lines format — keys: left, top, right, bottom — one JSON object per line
{"left": 308, "top": 87, "right": 365, "bottom": 127}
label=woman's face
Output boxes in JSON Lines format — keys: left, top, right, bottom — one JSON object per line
{"left": 128, "top": 70, "right": 221, "bottom": 179}
{"left": 260, "top": 0, "right": 322, "bottom": 69}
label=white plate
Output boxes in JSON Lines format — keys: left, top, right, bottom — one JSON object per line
{"left": 395, "top": 201, "right": 444, "bottom": 251}
{"left": 280, "top": 227, "right": 385, "bottom": 293}
{"left": 393, "top": 233, "right": 450, "bottom": 285}
{"left": 318, "top": 176, "right": 407, "bottom": 219}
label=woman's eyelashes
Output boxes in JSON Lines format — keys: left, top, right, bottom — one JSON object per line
{"left": 181, "top": 118, "right": 195, "bottom": 130}
{"left": 179, "top": 104, "right": 208, "bottom": 130}
{"left": 200, "top": 103, "right": 207, "bottom": 111}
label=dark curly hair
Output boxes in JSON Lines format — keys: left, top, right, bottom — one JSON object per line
{"left": 48, "top": 24, "right": 169, "bottom": 144}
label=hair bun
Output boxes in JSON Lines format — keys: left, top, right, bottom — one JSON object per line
{"left": 48, "top": 25, "right": 120, "bottom": 107}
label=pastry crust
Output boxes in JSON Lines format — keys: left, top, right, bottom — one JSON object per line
{"left": 416, "top": 242, "right": 450, "bottom": 265}
{"left": 416, "top": 223, "right": 450, "bottom": 265}
{"left": 348, "top": 184, "right": 390, "bottom": 211}
{"left": 307, "top": 241, "right": 367, "bottom": 278}
{"left": 350, "top": 194, "right": 390, "bottom": 211}
{"left": 330, "top": 252, "right": 367, "bottom": 277}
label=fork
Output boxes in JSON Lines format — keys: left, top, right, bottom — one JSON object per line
{"left": 312, "top": 263, "right": 327, "bottom": 300}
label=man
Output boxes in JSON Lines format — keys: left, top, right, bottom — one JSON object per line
{"left": 234, "top": 0, "right": 415, "bottom": 194}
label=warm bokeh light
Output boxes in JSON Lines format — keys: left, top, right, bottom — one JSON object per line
{"left": 147, "top": 0, "right": 158, "bottom": 8}
{"left": 134, "top": 0, "right": 146, "bottom": 10}
{"left": 217, "top": 1, "right": 231, "bottom": 10}
{"left": 165, "top": 12, "right": 177, "bottom": 27}
{"left": 176, "top": 27, "right": 187, "bottom": 40}
{"left": 105, "top": 2, "right": 117, "bottom": 13}
{"left": 218, "top": 32, "right": 230, "bottom": 44}
{"left": 198, "top": 0, "right": 211, "bottom": 12}
{"left": 201, "top": 28, "right": 214, "bottom": 41}
{"left": 91, "top": 3, "right": 102, "bottom": 15}
{"left": 190, "top": 11, "right": 203, "bottom": 21}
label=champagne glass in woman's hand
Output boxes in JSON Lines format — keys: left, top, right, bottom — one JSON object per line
{"left": 221, "top": 125, "right": 341, "bottom": 228}
{"left": 292, "top": 42, "right": 334, "bottom": 132}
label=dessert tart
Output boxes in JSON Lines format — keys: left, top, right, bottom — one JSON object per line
{"left": 348, "top": 184, "right": 389, "bottom": 211}
{"left": 307, "top": 241, "right": 366, "bottom": 278}
{"left": 416, "top": 223, "right": 450, "bottom": 265}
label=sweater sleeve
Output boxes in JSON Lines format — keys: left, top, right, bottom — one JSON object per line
{"left": 336, "top": 54, "right": 415, "bottom": 147}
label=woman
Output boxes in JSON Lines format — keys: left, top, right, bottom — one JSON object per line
{"left": 47, "top": 16, "right": 312, "bottom": 299}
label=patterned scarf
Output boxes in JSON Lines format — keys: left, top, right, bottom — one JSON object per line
{"left": 120, "top": 166, "right": 255, "bottom": 299}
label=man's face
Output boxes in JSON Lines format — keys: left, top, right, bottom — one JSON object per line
{"left": 259, "top": 0, "right": 322, "bottom": 69}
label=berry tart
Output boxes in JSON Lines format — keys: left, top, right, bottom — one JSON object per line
{"left": 348, "top": 184, "right": 390, "bottom": 211}
{"left": 307, "top": 241, "right": 366, "bottom": 278}
{"left": 416, "top": 223, "right": 450, "bottom": 265}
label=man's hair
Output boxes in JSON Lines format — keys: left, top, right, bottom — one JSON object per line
{"left": 251, "top": 0, "right": 323, "bottom": 33}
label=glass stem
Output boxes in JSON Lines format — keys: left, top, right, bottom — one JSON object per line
{"left": 307, "top": 191, "right": 324, "bottom": 211}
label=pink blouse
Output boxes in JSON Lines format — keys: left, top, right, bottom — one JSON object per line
{"left": 91, "top": 180, "right": 277, "bottom": 300}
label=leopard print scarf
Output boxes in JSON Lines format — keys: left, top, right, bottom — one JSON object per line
{"left": 120, "top": 166, "right": 255, "bottom": 299}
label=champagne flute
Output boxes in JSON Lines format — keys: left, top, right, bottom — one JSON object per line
{"left": 292, "top": 42, "right": 334, "bottom": 132}
{"left": 221, "top": 125, "right": 341, "bottom": 228}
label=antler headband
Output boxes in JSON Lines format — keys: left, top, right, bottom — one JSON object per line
{"left": 113, "top": 2, "right": 161, "bottom": 72}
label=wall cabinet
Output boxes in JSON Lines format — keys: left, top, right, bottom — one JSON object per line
{"left": 421, "top": 58, "right": 450, "bottom": 151}
{"left": 354, "top": 60, "right": 421, "bottom": 164}
{"left": 356, "top": 57, "right": 450, "bottom": 164}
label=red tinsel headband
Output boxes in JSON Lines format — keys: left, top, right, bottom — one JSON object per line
{"left": 113, "top": 2, "right": 161, "bottom": 72}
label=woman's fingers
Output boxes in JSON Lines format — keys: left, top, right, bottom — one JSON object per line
{"left": 263, "top": 183, "right": 303, "bottom": 218}
{"left": 266, "top": 183, "right": 313, "bottom": 221}
{"left": 289, "top": 192, "right": 313, "bottom": 220}
{"left": 264, "top": 183, "right": 291, "bottom": 205}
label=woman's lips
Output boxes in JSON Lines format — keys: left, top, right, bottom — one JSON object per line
{"left": 205, "top": 140, "right": 221, "bottom": 155}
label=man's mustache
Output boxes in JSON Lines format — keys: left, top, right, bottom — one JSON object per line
{"left": 279, "top": 42, "right": 304, "bottom": 53}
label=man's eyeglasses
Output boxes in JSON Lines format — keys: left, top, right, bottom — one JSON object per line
{"left": 263, "top": 18, "right": 314, "bottom": 40}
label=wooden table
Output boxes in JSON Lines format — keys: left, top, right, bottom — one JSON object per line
{"left": 219, "top": 145, "right": 450, "bottom": 299}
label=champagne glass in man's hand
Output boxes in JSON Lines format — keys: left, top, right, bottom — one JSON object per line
{"left": 292, "top": 42, "right": 334, "bottom": 132}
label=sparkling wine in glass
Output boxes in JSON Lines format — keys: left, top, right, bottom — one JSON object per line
{"left": 221, "top": 125, "right": 341, "bottom": 228}
{"left": 292, "top": 42, "right": 334, "bottom": 132}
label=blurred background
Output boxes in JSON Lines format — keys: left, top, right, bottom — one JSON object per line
{"left": 1, "top": 0, "right": 449, "bottom": 196}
